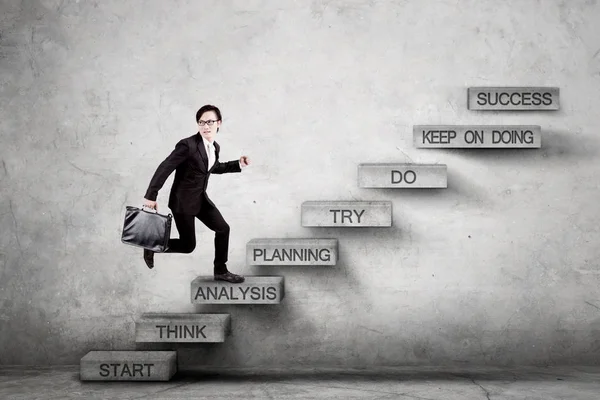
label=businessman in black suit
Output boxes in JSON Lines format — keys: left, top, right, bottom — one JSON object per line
{"left": 142, "top": 104, "right": 249, "bottom": 283}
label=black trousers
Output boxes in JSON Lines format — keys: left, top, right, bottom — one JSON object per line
{"left": 164, "top": 198, "right": 230, "bottom": 275}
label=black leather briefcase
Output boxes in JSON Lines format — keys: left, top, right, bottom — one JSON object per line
{"left": 121, "top": 205, "right": 172, "bottom": 252}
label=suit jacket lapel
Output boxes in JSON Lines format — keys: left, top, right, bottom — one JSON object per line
{"left": 208, "top": 142, "right": 219, "bottom": 172}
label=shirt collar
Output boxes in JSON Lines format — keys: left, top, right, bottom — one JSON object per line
{"left": 201, "top": 136, "right": 214, "bottom": 149}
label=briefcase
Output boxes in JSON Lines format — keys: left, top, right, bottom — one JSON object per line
{"left": 121, "top": 205, "right": 172, "bottom": 252}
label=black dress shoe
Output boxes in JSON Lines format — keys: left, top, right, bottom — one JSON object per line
{"left": 143, "top": 249, "right": 154, "bottom": 269}
{"left": 214, "top": 271, "right": 245, "bottom": 283}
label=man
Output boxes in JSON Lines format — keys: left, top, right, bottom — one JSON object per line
{"left": 142, "top": 104, "right": 249, "bottom": 283}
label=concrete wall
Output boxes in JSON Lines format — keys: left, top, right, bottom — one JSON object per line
{"left": 1, "top": 0, "right": 600, "bottom": 367}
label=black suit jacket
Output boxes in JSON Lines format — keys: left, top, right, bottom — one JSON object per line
{"left": 144, "top": 133, "right": 241, "bottom": 215}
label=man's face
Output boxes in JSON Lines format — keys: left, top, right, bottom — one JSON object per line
{"left": 198, "top": 111, "right": 221, "bottom": 142}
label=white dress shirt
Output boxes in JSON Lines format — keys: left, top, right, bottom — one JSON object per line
{"left": 202, "top": 137, "right": 245, "bottom": 170}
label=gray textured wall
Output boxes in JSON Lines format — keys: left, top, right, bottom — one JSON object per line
{"left": 1, "top": 0, "right": 600, "bottom": 367}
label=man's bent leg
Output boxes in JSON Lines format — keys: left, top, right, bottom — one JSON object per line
{"left": 144, "top": 213, "right": 196, "bottom": 269}
{"left": 164, "top": 213, "right": 196, "bottom": 253}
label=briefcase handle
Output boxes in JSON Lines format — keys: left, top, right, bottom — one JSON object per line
{"left": 140, "top": 204, "right": 172, "bottom": 219}
{"left": 142, "top": 204, "right": 157, "bottom": 213}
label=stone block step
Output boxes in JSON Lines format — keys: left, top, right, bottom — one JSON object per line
{"left": 135, "top": 313, "right": 231, "bottom": 343}
{"left": 191, "top": 276, "right": 284, "bottom": 304}
{"left": 358, "top": 163, "right": 447, "bottom": 188}
{"left": 247, "top": 238, "right": 338, "bottom": 265}
{"left": 413, "top": 125, "right": 541, "bottom": 148}
{"left": 301, "top": 201, "right": 392, "bottom": 227}
{"left": 80, "top": 351, "right": 176, "bottom": 381}
{"left": 467, "top": 86, "right": 559, "bottom": 110}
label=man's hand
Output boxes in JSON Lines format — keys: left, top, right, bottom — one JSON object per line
{"left": 143, "top": 198, "right": 157, "bottom": 210}
{"left": 240, "top": 156, "right": 251, "bottom": 167}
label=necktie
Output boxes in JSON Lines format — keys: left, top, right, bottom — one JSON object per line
{"left": 207, "top": 143, "right": 214, "bottom": 170}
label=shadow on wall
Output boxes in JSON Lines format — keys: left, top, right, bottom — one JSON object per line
{"left": 137, "top": 259, "right": 360, "bottom": 368}
{"left": 135, "top": 225, "right": 409, "bottom": 367}
{"left": 135, "top": 300, "right": 302, "bottom": 368}
{"left": 436, "top": 129, "right": 599, "bottom": 163}
{"left": 350, "top": 169, "right": 492, "bottom": 216}
{"left": 370, "top": 128, "right": 599, "bottom": 211}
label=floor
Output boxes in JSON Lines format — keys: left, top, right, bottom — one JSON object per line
{"left": 0, "top": 366, "right": 599, "bottom": 399}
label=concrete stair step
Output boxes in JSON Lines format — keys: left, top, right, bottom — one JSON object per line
{"left": 467, "top": 87, "right": 559, "bottom": 110}
{"left": 247, "top": 238, "right": 338, "bottom": 265}
{"left": 135, "top": 313, "right": 231, "bottom": 343}
{"left": 413, "top": 125, "right": 541, "bottom": 148}
{"left": 80, "top": 351, "right": 176, "bottom": 381}
{"left": 302, "top": 201, "right": 392, "bottom": 227}
{"left": 191, "top": 276, "right": 284, "bottom": 304}
{"left": 358, "top": 163, "right": 447, "bottom": 188}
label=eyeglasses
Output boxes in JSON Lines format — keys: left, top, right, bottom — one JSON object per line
{"left": 198, "top": 120, "right": 218, "bottom": 126}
